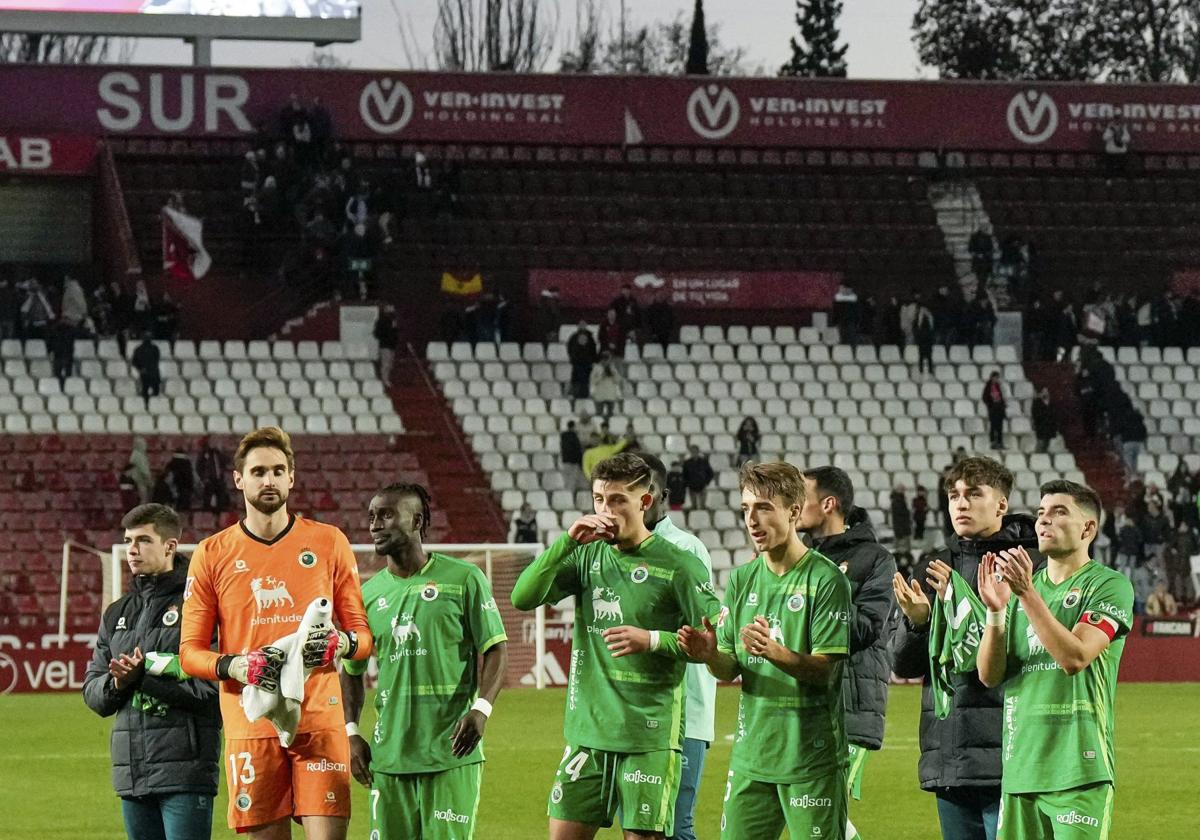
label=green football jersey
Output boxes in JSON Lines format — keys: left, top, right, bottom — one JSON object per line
{"left": 343, "top": 553, "right": 508, "bottom": 774}
{"left": 521, "top": 533, "right": 721, "bottom": 753}
{"left": 717, "top": 549, "right": 851, "bottom": 785}
{"left": 1000, "top": 561, "right": 1134, "bottom": 794}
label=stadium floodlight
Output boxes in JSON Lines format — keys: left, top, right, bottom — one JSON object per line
{"left": 0, "top": 1, "right": 361, "bottom": 46}
{"left": 93, "top": 540, "right": 550, "bottom": 688}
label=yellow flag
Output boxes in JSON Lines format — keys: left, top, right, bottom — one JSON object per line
{"left": 441, "top": 272, "right": 483, "bottom": 296}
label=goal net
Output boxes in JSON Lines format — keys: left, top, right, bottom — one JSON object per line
{"left": 104, "top": 542, "right": 551, "bottom": 689}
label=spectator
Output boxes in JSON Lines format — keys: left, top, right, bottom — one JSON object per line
{"left": 598, "top": 307, "right": 626, "bottom": 359}
{"left": 912, "top": 486, "right": 929, "bottom": 542}
{"left": 890, "top": 484, "right": 912, "bottom": 552}
{"left": 1116, "top": 407, "right": 1148, "bottom": 479}
{"left": 1141, "top": 499, "right": 1171, "bottom": 568}
{"left": 1055, "top": 296, "right": 1078, "bottom": 360}
{"left": 913, "top": 300, "right": 935, "bottom": 376}
{"left": 968, "top": 223, "right": 995, "bottom": 282}
{"left": 930, "top": 285, "right": 959, "bottom": 348}
{"left": 131, "top": 280, "right": 153, "bottom": 336}
{"left": 308, "top": 96, "right": 333, "bottom": 158}
{"left": 1114, "top": 511, "right": 1143, "bottom": 579}
{"left": 833, "top": 282, "right": 862, "bottom": 345}
{"left": 20, "top": 278, "right": 55, "bottom": 340}
{"left": 49, "top": 320, "right": 75, "bottom": 388}
{"left": 1131, "top": 560, "right": 1155, "bottom": 615}
{"left": 1164, "top": 521, "right": 1198, "bottom": 602}
{"left": 534, "top": 287, "right": 562, "bottom": 344}
{"left": 154, "top": 448, "right": 196, "bottom": 511}
{"left": 681, "top": 445, "right": 714, "bottom": 509}
{"left": 131, "top": 334, "right": 162, "bottom": 406}
{"left": 666, "top": 460, "right": 688, "bottom": 509}
{"left": 149, "top": 294, "right": 179, "bottom": 346}
{"left": 559, "top": 420, "right": 584, "bottom": 490}
{"left": 1145, "top": 581, "right": 1179, "bottom": 617}
{"left": 610, "top": 284, "right": 641, "bottom": 338}
{"left": 872, "top": 295, "right": 903, "bottom": 349}
{"left": 590, "top": 356, "right": 623, "bottom": 419}
{"left": 644, "top": 291, "right": 675, "bottom": 349}
{"left": 511, "top": 503, "right": 538, "bottom": 544}
{"left": 1102, "top": 120, "right": 1131, "bottom": 174}
{"left": 373, "top": 307, "right": 398, "bottom": 383}
{"left": 196, "top": 438, "right": 230, "bottom": 513}
{"left": 1031, "top": 387, "right": 1058, "bottom": 453}
{"left": 969, "top": 290, "right": 997, "bottom": 347}
{"left": 0, "top": 274, "right": 18, "bottom": 340}
{"left": 239, "top": 149, "right": 261, "bottom": 196}
{"left": 734, "top": 417, "right": 761, "bottom": 467}
{"left": 981, "top": 370, "right": 1007, "bottom": 450}
{"left": 1167, "top": 462, "right": 1196, "bottom": 529}
{"left": 126, "top": 437, "right": 153, "bottom": 504}
{"left": 898, "top": 294, "right": 919, "bottom": 347}
{"left": 566, "top": 322, "right": 597, "bottom": 402}
{"left": 61, "top": 275, "right": 88, "bottom": 328}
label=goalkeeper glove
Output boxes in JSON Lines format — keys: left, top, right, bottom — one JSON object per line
{"left": 216, "top": 647, "right": 286, "bottom": 692}
{"left": 302, "top": 628, "right": 358, "bottom": 669}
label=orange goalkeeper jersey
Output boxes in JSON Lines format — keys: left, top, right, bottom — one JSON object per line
{"left": 179, "top": 514, "right": 372, "bottom": 740}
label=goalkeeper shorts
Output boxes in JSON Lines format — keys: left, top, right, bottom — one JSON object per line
{"left": 223, "top": 731, "right": 351, "bottom": 830}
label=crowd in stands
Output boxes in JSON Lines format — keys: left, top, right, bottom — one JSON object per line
{"left": 1026, "top": 283, "right": 1199, "bottom": 360}
{"left": 119, "top": 435, "right": 232, "bottom": 514}
{"left": 1107, "top": 469, "right": 1199, "bottom": 614}
{"left": 832, "top": 282, "right": 999, "bottom": 357}
{"left": 1073, "top": 345, "right": 1148, "bottom": 476}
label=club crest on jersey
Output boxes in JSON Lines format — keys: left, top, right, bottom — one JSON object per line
{"left": 631, "top": 564, "right": 649, "bottom": 584}
{"left": 235, "top": 792, "right": 252, "bottom": 812}
{"left": 251, "top": 576, "right": 294, "bottom": 612}
{"left": 1063, "top": 588, "right": 1081, "bottom": 609}
{"left": 787, "top": 593, "right": 805, "bottom": 612}
{"left": 298, "top": 549, "right": 318, "bottom": 569}
{"left": 162, "top": 606, "right": 179, "bottom": 626}
{"left": 551, "top": 783, "right": 563, "bottom": 804}
{"left": 371, "top": 831, "right": 381, "bottom": 840}
{"left": 421, "top": 583, "right": 440, "bottom": 602}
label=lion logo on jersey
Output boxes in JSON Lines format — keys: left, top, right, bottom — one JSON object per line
{"left": 591, "top": 588, "right": 623, "bottom": 622}
{"left": 391, "top": 613, "right": 422, "bottom": 645}
{"left": 250, "top": 577, "right": 294, "bottom": 612}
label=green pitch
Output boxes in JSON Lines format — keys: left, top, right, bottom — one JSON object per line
{"left": 4, "top": 683, "right": 1197, "bottom": 838}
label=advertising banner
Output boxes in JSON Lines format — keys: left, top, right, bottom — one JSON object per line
{"left": 5, "top": 66, "right": 1200, "bottom": 153}
{"left": 0, "top": 635, "right": 95, "bottom": 694}
{"left": 0, "top": 135, "right": 97, "bottom": 175}
{"left": 529, "top": 269, "right": 842, "bottom": 311}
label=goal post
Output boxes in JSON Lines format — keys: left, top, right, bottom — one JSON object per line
{"left": 103, "top": 542, "right": 551, "bottom": 689}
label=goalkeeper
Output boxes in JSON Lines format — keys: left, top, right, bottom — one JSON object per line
{"left": 83, "top": 504, "right": 221, "bottom": 840}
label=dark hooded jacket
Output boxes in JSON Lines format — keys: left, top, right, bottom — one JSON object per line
{"left": 811, "top": 507, "right": 897, "bottom": 750}
{"left": 891, "top": 513, "right": 1045, "bottom": 791}
{"left": 82, "top": 555, "right": 221, "bottom": 797}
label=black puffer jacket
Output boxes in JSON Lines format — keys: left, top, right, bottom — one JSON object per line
{"left": 812, "top": 508, "right": 897, "bottom": 750}
{"left": 891, "top": 514, "right": 1044, "bottom": 790}
{"left": 82, "top": 556, "right": 221, "bottom": 797}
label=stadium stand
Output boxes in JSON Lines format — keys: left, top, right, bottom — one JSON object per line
{"left": 1104, "top": 345, "right": 1200, "bottom": 474}
{"left": 427, "top": 331, "right": 1086, "bottom": 590}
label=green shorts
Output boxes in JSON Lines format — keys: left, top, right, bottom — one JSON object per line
{"left": 369, "top": 764, "right": 483, "bottom": 840}
{"left": 847, "top": 743, "right": 871, "bottom": 802}
{"left": 719, "top": 767, "right": 847, "bottom": 840}
{"left": 998, "top": 782, "right": 1114, "bottom": 840}
{"left": 547, "top": 743, "right": 681, "bottom": 834}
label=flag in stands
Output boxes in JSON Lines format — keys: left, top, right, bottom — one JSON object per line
{"left": 441, "top": 271, "right": 483, "bottom": 296}
{"left": 162, "top": 205, "right": 211, "bottom": 280}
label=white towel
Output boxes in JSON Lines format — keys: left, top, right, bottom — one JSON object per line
{"left": 242, "top": 597, "right": 333, "bottom": 747}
